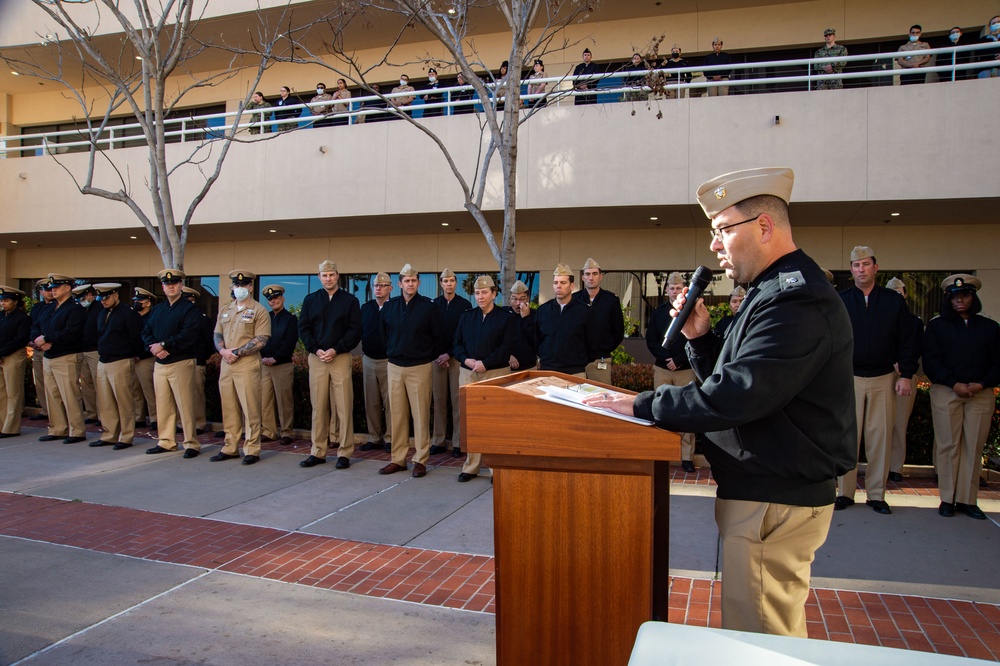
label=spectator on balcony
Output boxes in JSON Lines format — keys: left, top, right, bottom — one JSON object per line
{"left": 273, "top": 86, "right": 301, "bottom": 132}
{"left": 884, "top": 276, "right": 922, "bottom": 483}
{"left": 331, "top": 79, "right": 352, "bottom": 126}
{"left": 526, "top": 59, "right": 549, "bottom": 108}
{"left": 624, "top": 53, "right": 648, "bottom": 102}
{"left": 309, "top": 83, "right": 335, "bottom": 127}
{"left": 977, "top": 16, "right": 1000, "bottom": 79}
{"left": 245, "top": 91, "right": 268, "bottom": 134}
{"left": 937, "top": 27, "right": 972, "bottom": 81}
{"left": 451, "top": 72, "right": 475, "bottom": 115}
{"left": 493, "top": 61, "right": 509, "bottom": 111}
{"left": 897, "top": 25, "right": 931, "bottom": 85}
{"left": 663, "top": 45, "right": 692, "bottom": 99}
{"left": 813, "top": 28, "right": 848, "bottom": 90}
{"left": 358, "top": 83, "right": 389, "bottom": 123}
{"left": 704, "top": 38, "right": 734, "bottom": 96}
{"left": 422, "top": 68, "right": 445, "bottom": 118}
{"left": 573, "top": 48, "right": 600, "bottom": 105}
{"left": 923, "top": 274, "right": 1000, "bottom": 520}
{"left": 389, "top": 75, "right": 416, "bottom": 119}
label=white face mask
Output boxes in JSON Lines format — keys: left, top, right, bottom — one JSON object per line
{"left": 428, "top": 76, "right": 437, "bottom": 83}
{"left": 909, "top": 35, "right": 919, "bottom": 42}
{"left": 992, "top": 22, "right": 1000, "bottom": 33}
{"left": 316, "top": 88, "right": 325, "bottom": 95}
{"left": 233, "top": 287, "right": 250, "bottom": 301}
{"left": 399, "top": 79, "right": 407, "bottom": 87}
{"left": 79, "top": 299, "right": 92, "bottom": 308}
{"left": 949, "top": 32, "right": 961, "bottom": 43}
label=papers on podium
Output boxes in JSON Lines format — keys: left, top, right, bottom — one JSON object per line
{"left": 536, "top": 382, "right": 654, "bottom": 426}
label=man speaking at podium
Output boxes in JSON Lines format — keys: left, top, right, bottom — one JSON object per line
{"left": 587, "top": 167, "right": 855, "bottom": 637}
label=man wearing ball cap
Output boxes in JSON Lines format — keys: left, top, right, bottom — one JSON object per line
{"left": 587, "top": 167, "right": 855, "bottom": 637}
{"left": 923, "top": 274, "right": 1000, "bottom": 520}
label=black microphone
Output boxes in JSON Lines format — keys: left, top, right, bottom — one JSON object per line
{"left": 662, "top": 266, "right": 714, "bottom": 349}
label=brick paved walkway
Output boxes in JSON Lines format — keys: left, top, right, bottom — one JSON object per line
{"left": 2, "top": 488, "right": 997, "bottom": 660}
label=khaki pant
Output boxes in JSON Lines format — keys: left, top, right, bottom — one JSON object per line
{"left": 716, "top": 499, "right": 833, "bottom": 637}
{"left": 362, "top": 355, "right": 391, "bottom": 443}
{"left": 388, "top": 362, "right": 432, "bottom": 466}
{"left": 219, "top": 355, "right": 263, "bottom": 456}
{"left": 930, "top": 384, "right": 993, "bottom": 505}
{"left": 889, "top": 371, "right": 917, "bottom": 474}
{"left": 262, "top": 363, "right": 294, "bottom": 439}
{"left": 153, "top": 359, "right": 199, "bottom": 451}
{"left": 432, "top": 357, "right": 461, "bottom": 448}
{"left": 460, "top": 366, "right": 510, "bottom": 475}
{"left": 707, "top": 77, "right": 730, "bottom": 96}
{"left": 0, "top": 349, "right": 28, "bottom": 434}
{"left": 79, "top": 350, "right": 99, "bottom": 420}
{"left": 838, "top": 373, "right": 895, "bottom": 501}
{"left": 133, "top": 356, "right": 157, "bottom": 424}
{"left": 307, "top": 352, "right": 354, "bottom": 459}
{"left": 43, "top": 354, "right": 85, "bottom": 438}
{"left": 585, "top": 358, "right": 612, "bottom": 386}
{"left": 653, "top": 366, "right": 698, "bottom": 461}
{"left": 193, "top": 364, "right": 207, "bottom": 431}
{"left": 96, "top": 358, "right": 136, "bottom": 444}
{"left": 32, "top": 351, "right": 47, "bottom": 415}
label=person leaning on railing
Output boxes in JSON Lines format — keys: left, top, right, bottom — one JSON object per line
{"left": 978, "top": 15, "right": 1000, "bottom": 79}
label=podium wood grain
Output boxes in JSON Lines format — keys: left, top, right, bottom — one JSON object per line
{"left": 462, "top": 370, "right": 681, "bottom": 666}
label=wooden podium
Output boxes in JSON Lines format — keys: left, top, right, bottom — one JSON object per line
{"left": 461, "top": 370, "right": 681, "bottom": 666}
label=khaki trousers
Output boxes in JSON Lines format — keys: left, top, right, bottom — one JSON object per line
{"left": 307, "top": 352, "right": 354, "bottom": 459}
{"left": 716, "top": 499, "right": 833, "bottom": 637}
{"left": 96, "top": 358, "right": 136, "bottom": 444}
{"left": 362, "top": 355, "right": 391, "bottom": 443}
{"left": 930, "top": 384, "right": 993, "bottom": 505}
{"left": 43, "top": 354, "right": 85, "bottom": 437}
{"left": 193, "top": 364, "right": 207, "bottom": 430}
{"left": 0, "top": 349, "right": 28, "bottom": 433}
{"left": 707, "top": 78, "right": 730, "bottom": 96}
{"left": 79, "top": 350, "right": 99, "bottom": 420}
{"left": 153, "top": 359, "right": 199, "bottom": 451}
{"left": 133, "top": 356, "right": 157, "bottom": 423}
{"left": 653, "top": 366, "right": 697, "bottom": 460}
{"left": 432, "top": 357, "right": 461, "bottom": 448}
{"left": 219, "top": 356, "right": 263, "bottom": 456}
{"left": 32, "top": 351, "right": 47, "bottom": 415}
{"left": 585, "top": 358, "right": 612, "bottom": 386}
{"left": 460, "top": 366, "right": 510, "bottom": 474}
{"left": 889, "top": 371, "right": 917, "bottom": 474}
{"left": 388, "top": 362, "right": 432, "bottom": 466}
{"left": 838, "top": 373, "right": 895, "bottom": 501}
{"left": 262, "top": 363, "right": 295, "bottom": 439}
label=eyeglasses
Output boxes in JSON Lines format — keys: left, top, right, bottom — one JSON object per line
{"left": 709, "top": 215, "right": 760, "bottom": 241}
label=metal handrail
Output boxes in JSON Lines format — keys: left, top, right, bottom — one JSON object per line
{"left": 3, "top": 41, "right": 997, "bottom": 156}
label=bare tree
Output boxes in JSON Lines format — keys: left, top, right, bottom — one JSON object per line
{"left": 2, "top": 0, "right": 289, "bottom": 270}
{"left": 271, "top": 0, "right": 596, "bottom": 294}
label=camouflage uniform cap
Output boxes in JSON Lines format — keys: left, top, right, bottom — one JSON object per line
{"left": 824, "top": 28, "right": 836, "bottom": 36}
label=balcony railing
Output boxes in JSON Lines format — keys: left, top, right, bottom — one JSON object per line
{"left": 2, "top": 42, "right": 997, "bottom": 158}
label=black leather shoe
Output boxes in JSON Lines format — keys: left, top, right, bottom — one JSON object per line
{"left": 135, "top": 421, "right": 147, "bottom": 428}
{"left": 681, "top": 460, "right": 696, "bottom": 473}
{"left": 182, "top": 448, "right": 200, "bottom": 459}
{"left": 113, "top": 442, "right": 132, "bottom": 450}
{"left": 0, "top": 433, "right": 18, "bottom": 439}
{"left": 261, "top": 435, "right": 275, "bottom": 443}
{"left": 89, "top": 440, "right": 114, "bottom": 447}
{"left": 63, "top": 436, "right": 86, "bottom": 444}
{"left": 280, "top": 436, "right": 293, "bottom": 445}
{"left": 938, "top": 502, "right": 955, "bottom": 517}
{"left": 84, "top": 418, "right": 99, "bottom": 425}
{"left": 214, "top": 431, "right": 226, "bottom": 438}
{"left": 149, "top": 422, "right": 158, "bottom": 432}
{"left": 956, "top": 503, "right": 987, "bottom": 520}
{"left": 887, "top": 472, "right": 904, "bottom": 483}
{"left": 383, "top": 442, "right": 391, "bottom": 453}
{"left": 210, "top": 452, "right": 240, "bottom": 462}
{"left": 866, "top": 499, "right": 892, "bottom": 515}
{"left": 335, "top": 456, "right": 350, "bottom": 469}
{"left": 834, "top": 496, "right": 855, "bottom": 510}
{"left": 145, "top": 445, "right": 173, "bottom": 454}
{"left": 29, "top": 413, "right": 48, "bottom": 421}
{"left": 300, "top": 455, "right": 326, "bottom": 468}
{"left": 457, "top": 473, "right": 477, "bottom": 482}
{"left": 359, "top": 441, "right": 382, "bottom": 451}
{"left": 452, "top": 448, "right": 462, "bottom": 458}
{"left": 242, "top": 455, "right": 260, "bottom": 465}
{"left": 429, "top": 445, "right": 447, "bottom": 455}
{"left": 38, "top": 435, "right": 62, "bottom": 442}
